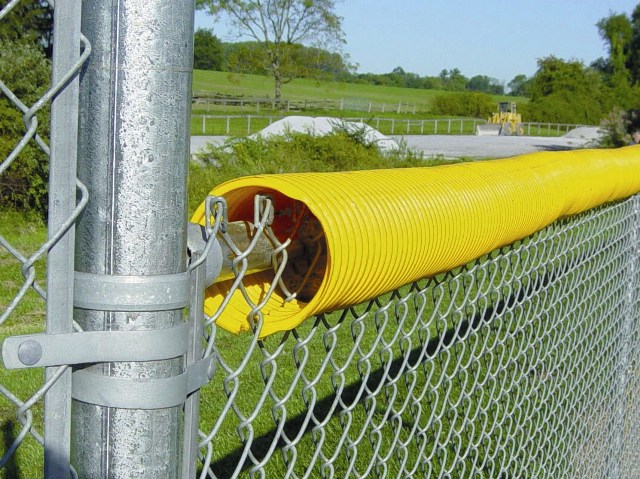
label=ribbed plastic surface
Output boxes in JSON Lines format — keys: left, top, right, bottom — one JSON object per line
{"left": 192, "top": 146, "right": 640, "bottom": 336}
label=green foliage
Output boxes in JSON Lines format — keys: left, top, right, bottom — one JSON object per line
{"left": 194, "top": 28, "right": 224, "bottom": 71}
{"left": 223, "top": 41, "right": 351, "bottom": 82}
{"left": 596, "top": 11, "right": 633, "bottom": 87}
{"left": 593, "top": 5, "right": 640, "bottom": 88}
{"left": 349, "top": 67, "right": 447, "bottom": 90}
{"left": 189, "top": 131, "right": 443, "bottom": 215}
{"left": 507, "top": 74, "right": 531, "bottom": 97}
{"left": 0, "top": 41, "right": 51, "bottom": 214}
{"left": 432, "top": 91, "right": 494, "bottom": 117}
{"left": 598, "top": 108, "right": 631, "bottom": 147}
{"left": 523, "top": 56, "right": 611, "bottom": 124}
{"left": 224, "top": 41, "right": 269, "bottom": 76}
{"left": 196, "top": 0, "right": 345, "bottom": 102}
{"left": 466, "top": 75, "right": 504, "bottom": 95}
{"left": 528, "top": 57, "right": 591, "bottom": 99}
{"left": 0, "top": 1, "right": 53, "bottom": 58}
{"left": 346, "top": 68, "right": 509, "bottom": 94}
{"left": 438, "top": 68, "right": 468, "bottom": 91}
{"left": 597, "top": 107, "right": 640, "bottom": 147}
{"left": 627, "top": 5, "right": 640, "bottom": 83}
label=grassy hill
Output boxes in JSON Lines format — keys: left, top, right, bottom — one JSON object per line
{"left": 193, "top": 70, "right": 524, "bottom": 115}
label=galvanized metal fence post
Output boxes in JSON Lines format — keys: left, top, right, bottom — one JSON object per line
{"left": 72, "top": 1, "right": 195, "bottom": 477}
{"left": 182, "top": 249, "right": 206, "bottom": 479}
{"left": 45, "top": 1, "right": 83, "bottom": 476}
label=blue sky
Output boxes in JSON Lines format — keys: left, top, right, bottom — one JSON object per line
{"left": 195, "top": 0, "right": 640, "bottom": 84}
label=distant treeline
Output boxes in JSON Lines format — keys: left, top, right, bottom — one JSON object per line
{"left": 194, "top": 29, "right": 512, "bottom": 95}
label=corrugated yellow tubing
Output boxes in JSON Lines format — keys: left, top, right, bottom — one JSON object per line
{"left": 192, "top": 146, "right": 640, "bottom": 337}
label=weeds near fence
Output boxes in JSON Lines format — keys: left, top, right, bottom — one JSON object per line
{"left": 188, "top": 131, "right": 464, "bottom": 215}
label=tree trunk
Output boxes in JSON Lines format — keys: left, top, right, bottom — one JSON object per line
{"left": 273, "top": 66, "right": 283, "bottom": 106}
{"left": 269, "top": 52, "right": 283, "bottom": 107}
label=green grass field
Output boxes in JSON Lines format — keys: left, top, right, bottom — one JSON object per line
{"left": 193, "top": 70, "right": 446, "bottom": 107}
{"left": 0, "top": 211, "right": 46, "bottom": 479}
{"left": 192, "top": 70, "right": 525, "bottom": 116}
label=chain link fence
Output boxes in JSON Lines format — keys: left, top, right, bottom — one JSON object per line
{"left": 1, "top": 2, "right": 640, "bottom": 478}
{"left": 189, "top": 193, "right": 640, "bottom": 479}
{"left": 1, "top": 0, "right": 88, "bottom": 476}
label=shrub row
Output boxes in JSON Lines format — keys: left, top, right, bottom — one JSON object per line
{"left": 188, "top": 129, "right": 460, "bottom": 215}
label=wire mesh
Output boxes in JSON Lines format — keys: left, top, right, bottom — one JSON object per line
{"left": 195, "top": 194, "right": 640, "bottom": 479}
{"left": 0, "top": 0, "right": 88, "bottom": 474}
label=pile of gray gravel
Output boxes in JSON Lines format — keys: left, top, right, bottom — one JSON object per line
{"left": 251, "top": 116, "right": 400, "bottom": 152}
{"left": 562, "top": 126, "right": 604, "bottom": 142}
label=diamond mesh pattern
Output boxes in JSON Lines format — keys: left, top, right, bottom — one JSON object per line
{"left": 197, "top": 195, "right": 640, "bottom": 479}
{"left": 0, "top": 0, "right": 88, "bottom": 471}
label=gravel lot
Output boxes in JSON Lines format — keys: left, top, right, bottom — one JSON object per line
{"left": 390, "top": 133, "right": 599, "bottom": 159}
{"left": 191, "top": 127, "right": 602, "bottom": 160}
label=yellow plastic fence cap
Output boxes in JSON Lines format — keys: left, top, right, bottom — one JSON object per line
{"left": 191, "top": 146, "right": 640, "bottom": 337}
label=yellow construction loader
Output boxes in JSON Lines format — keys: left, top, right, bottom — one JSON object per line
{"left": 476, "top": 101, "right": 523, "bottom": 136}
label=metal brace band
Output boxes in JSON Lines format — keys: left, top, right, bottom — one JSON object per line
{"left": 74, "top": 271, "right": 190, "bottom": 311}
{"left": 1, "top": 323, "right": 189, "bottom": 369}
{"left": 71, "top": 356, "right": 214, "bottom": 409}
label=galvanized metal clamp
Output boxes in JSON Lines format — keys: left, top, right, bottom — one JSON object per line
{"left": 1, "top": 269, "right": 218, "bottom": 409}
{"left": 1, "top": 197, "right": 227, "bottom": 410}
{"left": 1, "top": 194, "right": 291, "bottom": 410}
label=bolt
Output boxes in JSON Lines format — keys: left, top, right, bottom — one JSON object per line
{"left": 18, "top": 340, "right": 42, "bottom": 366}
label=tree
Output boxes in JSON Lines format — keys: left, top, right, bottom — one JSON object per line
{"left": 625, "top": 4, "right": 640, "bottom": 83}
{"left": 523, "top": 56, "right": 610, "bottom": 124}
{"left": 196, "top": 0, "right": 344, "bottom": 104}
{"left": 292, "top": 45, "right": 352, "bottom": 81}
{"left": 438, "top": 68, "right": 468, "bottom": 91}
{"left": 0, "top": 41, "right": 51, "bottom": 213}
{"left": 224, "top": 40, "right": 351, "bottom": 81}
{"left": 507, "top": 74, "right": 530, "bottom": 97}
{"left": 597, "top": 12, "right": 633, "bottom": 87}
{"left": 466, "top": 75, "right": 490, "bottom": 92}
{"left": 466, "top": 75, "right": 504, "bottom": 94}
{"left": 591, "top": 7, "right": 640, "bottom": 109}
{"left": 194, "top": 28, "right": 224, "bottom": 70}
{"left": 0, "top": 1, "right": 53, "bottom": 57}
{"left": 225, "top": 41, "right": 269, "bottom": 75}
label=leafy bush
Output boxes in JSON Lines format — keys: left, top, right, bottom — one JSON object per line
{"left": 520, "top": 55, "right": 640, "bottom": 125}
{"left": 189, "top": 130, "right": 453, "bottom": 215}
{"left": 432, "top": 91, "right": 494, "bottom": 118}
{"left": 0, "top": 41, "right": 51, "bottom": 214}
{"left": 598, "top": 107, "right": 640, "bottom": 147}
{"left": 519, "top": 90, "right": 611, "bottom": 125}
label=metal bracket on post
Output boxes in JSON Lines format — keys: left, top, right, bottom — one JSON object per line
{"left": 1, "top": 323, "right": 189, "bottom": 369}
{"left": 0, "top": 266, "right": 223, "bottom": 411}
{"left": 183, "top": 247, "right": 211, "bottom": 478}
{"left": 74, "top": 271, "right": 191, "bottom": 311}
